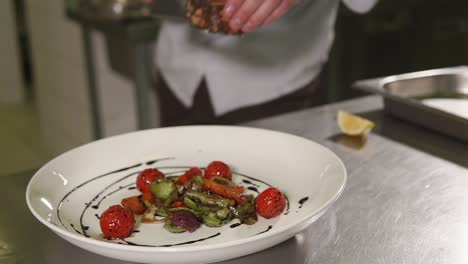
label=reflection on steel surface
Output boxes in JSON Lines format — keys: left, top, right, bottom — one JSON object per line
{"left": 354, "top": 66, "right": 468, "bottom": 143}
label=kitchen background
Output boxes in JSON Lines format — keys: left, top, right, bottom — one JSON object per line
{"left": 1, "top": 0, "right": 467, "bottom": 177}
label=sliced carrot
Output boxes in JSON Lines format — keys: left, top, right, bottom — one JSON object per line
{"left": 203, "top": 179, "right": 246, "bottom": 204}
{"left": 121, "top": 195, "right": 147, "bottom": 215}
{"left": 211, "top": 176, "right": 244, "bottom": 193}
{"left": 234, "top": 185, "right": 245, "bottom": 194}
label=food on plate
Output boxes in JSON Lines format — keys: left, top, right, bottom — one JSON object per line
{"left": 255, "top": 187, "right": 287, "bottom": 219}
{"left": 185, "top": 0, "right": 240, "bottom": 34}
{"left": 337, "top": 110, "right": 375, "bottom": 136}
{"left": 100, "top": 205, "right": 136, "bottom": 239}
{"left": 100, "top": 161, "right": 287, "bottom": 239}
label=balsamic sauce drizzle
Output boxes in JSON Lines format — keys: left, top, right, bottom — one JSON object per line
{"left": 284, "top": 194, "right": 290, "bottom": 215}
{"left": 122, "top": 233, "right": 221, "bottom": 247}
{"left": 230, "top": 222, "right": 242, "bottom": 228}
{"left": 146, "top": 157, "right": 175, "bottom": 166}
{"left": 79, "top": 171, "right": 139, "bottom": 237}
{"left": 242, "top": 179, "right": 260, "bottom": 188}
{"left": 298, "top": 197, "right": 309, "bottom": 208}
{"left": 91, "top": 183, "right": 136, "bottom": 209}
{"left": 234, "top": 172, "right": 273, "bottom": 188}
{"left": 256, "top": 225, "right": 273, "bottom": 235}
{"left": 70, "top": 224, "right": 83, "bottom": 235}
{"left": 58, "top": 158, "right": 295, "bottom": 247}
{"left": 247, "top": 186, "right": 259, "bottom": 193}
{"left": 57, "top": 162, "right": 142, "bottom": 230}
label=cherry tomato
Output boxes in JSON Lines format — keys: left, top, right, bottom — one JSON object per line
{"left": 100, "top": 205, "right": 135, "bottom": 239}
{"left": 255, "top": 187, "right": 287, "bottom": 219}
{"left": 136, "top": 168, "right": 165, "bottom": 193}
{"left": 204, "top": 161, "right": 232, "bottom": 181}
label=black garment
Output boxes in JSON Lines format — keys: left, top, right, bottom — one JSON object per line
{"left": 155, "top": 73, "right": 325, "bottom": 126}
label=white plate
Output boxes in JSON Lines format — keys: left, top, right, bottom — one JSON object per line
{"left": 26, "top": 126, "right": 346, "bottom": 264}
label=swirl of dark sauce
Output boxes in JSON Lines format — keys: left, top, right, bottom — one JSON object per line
{"left": 298, "top": 197, "right": 309, "bottom": 208}
{"left": 256, "top": 225, "right": 273, "bottom": 235}
{"left": 57, "top": 162, "right": 143, "bottom": 232}
{"left": 230, "top": 222, "right": 242, "bottom": 228}
{"left": 79, "top": 171, "right": 140, "bottom": 237}
{"left": 59, "top": 159, "right": 290, "bottom": 247}
{"left": 91, "top": 183, "right": 136, "bottom": 210}
{"left": 242, "top": 180, "right": 260, "bottom": 188}
{"left": 146, "top": 157, "right": 175, "bottom": 166}
{"left": 121, "top": 233, "right": 221, "bottom": 247}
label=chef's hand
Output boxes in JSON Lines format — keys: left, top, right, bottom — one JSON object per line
{"left": 222, "top": 0, "right": 298, "bottom": 33}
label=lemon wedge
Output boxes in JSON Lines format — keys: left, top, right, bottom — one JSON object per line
{"left": 337, "top": 111, "right": 375, "bottom": 136}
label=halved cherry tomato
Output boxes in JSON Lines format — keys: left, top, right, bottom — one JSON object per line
{"left": 204, "top": 161, "right": 232, "bottom": 181}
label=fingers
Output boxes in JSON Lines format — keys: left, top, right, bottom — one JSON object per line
{"left": 228, "top": 0, "right": 264, "bottom": 32}
{"left": 262, "top": 0, "right": 297, "bottom": 27}
{"left": 241, "top": 0, "right": 282, "bottom": 32}
{"left": 222, "top": 0, "right": 245, "bottom": 19}
{"left": 222, "top": 0, "right": 298, "bottom": 33}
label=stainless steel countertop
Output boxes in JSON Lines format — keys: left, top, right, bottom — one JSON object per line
{"left": 2, "top": 95, "right": 468, "bottom": 264}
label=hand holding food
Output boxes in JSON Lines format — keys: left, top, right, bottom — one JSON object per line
{"left": 186, "top": 0, "right": 298, "bottom": 34}
{"left": 224, "top": 0, "right": 299, "bottom": 32}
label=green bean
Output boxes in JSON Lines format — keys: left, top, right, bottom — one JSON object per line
{"left": 216, "top": 208, "right": 231, "bottom": 219}
{"left": 234, "top": 194, "right": 257, "bottom": 225}
{"left": 202, "top": 212, "right": 230, "bottom": 227}
{"left": 185, "top": 191, "right": 235, "bottom": 208}
{"left": 183, "top": 196, "right": 219, "bottom": 212}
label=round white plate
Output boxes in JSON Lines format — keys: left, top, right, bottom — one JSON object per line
{"left": 26, "top": 126, "right": 346, "bottom": 264}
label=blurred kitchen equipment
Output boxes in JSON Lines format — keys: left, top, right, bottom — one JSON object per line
{"left": 69, "top": 0, "right": 185, "bottom": 22}
{"left": 66, "top": 0, "right": 186, "bottom": 138}
{"left": 353, "top": 66, "right": 468, "bottom": 143}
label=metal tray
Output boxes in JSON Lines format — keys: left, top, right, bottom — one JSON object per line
{"left": 353, "top": 66, "right": 468, "bottom": 143}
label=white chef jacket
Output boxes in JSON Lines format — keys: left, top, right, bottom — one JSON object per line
{"left": 155, "top": 0, "right": 378, "bottom": 115}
